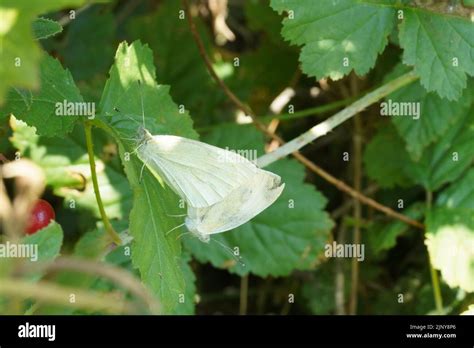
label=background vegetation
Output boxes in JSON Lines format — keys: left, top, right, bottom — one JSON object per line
{"left": 0, "top": 0, "right": 473, "bottom": 315}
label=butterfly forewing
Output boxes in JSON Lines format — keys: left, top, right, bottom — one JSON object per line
{"left": 137, "top": 134, "right": 259, "bottom": 208}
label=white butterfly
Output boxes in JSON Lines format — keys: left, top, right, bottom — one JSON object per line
{"left": 137, "top": 127, "right": 258, "bottom": 208}
{"left": 135, "top": 127, "right": 284, "bottom": 241}
{"left": 115, "top": 80, "right": 284, "bottom": 243}
{"left": 185, "top": 169, "right": 284, "bottom": 242}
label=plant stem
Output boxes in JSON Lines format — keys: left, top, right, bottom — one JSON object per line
{"left": 58, "top": 4, "right": 91, "bottom": 26}
{"left": 0, "top": 279, "right": 134, "bottom": 314}
{"left": 196, "top": 99, "right": 352, "bottom": 132}
{"left": 426, "top": 190, "right": 444, "bottom": 314}
{"left": 239, "top": 275, "right": 249, "bottom": 315}
{"left": 84, "top": 122, "right": 121, "bottom": 245}
{"left": 262, "top": 99, "right": 352, "bottom": 122}
{"left": 257, "top": 71, "right": 418, "bottom": 167}
{"left": 349, "top": 107, "right": 363, "bottom": 315}
{"left": 335, "top": 220, "right": 347, "bottom": 315}
{"left": 430, "top": 262, "right": 444, "bottom": 314}
{"left": 21, "top": 256, "right": 160, "bottom": 314}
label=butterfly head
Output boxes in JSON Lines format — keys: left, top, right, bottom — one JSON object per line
{"left": 136, "top": 126, "right": 153, "bottom": 147}
{"left": 185, "top": 216, "right": 210, "bottom": 243}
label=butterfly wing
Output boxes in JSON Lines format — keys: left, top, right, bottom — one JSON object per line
{"left": 137, "top": 134, "right": 258, "bottom": 208}
{"left": 187, "top": 169, "right": 285, "bottom": 235}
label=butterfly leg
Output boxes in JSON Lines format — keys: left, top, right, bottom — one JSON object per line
{"left": 139, "top": 162, "right": 146, "bottom": 183}
{"left": 167, "top": 213, "right": 187, "bottom": 217}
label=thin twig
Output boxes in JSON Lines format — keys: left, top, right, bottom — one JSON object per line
{"left": 183, "top": 0, "right": 424, "bottom": 231}
{"left": 184, "top": 0, "right": 253, "bottom": 116}
{"left": 58, "top": 4, "right": 92, "bottom": 26}
{"left": 293, "top": 155, "right": 424, "bottom": 230}
{"left": 331, "top": 184, "right": 379, "bottom": 220}
{"left": 84, "top": 122, "right": 122, "bottom": 245}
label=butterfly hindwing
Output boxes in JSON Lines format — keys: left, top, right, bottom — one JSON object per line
{"left": 186, "top": 169, "right": 285, "bottom": 236}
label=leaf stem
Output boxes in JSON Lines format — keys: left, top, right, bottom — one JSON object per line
{"left": 426, "top": 190, "right": 444, "bottom": 314}
{"left": 84, "top": 122, "right": 121, "bottom": 245}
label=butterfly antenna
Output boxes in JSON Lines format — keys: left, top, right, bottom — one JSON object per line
{"left": 167, "top": 213, "right": 187, "bottom": 218}
{"left": 106, "top": 107, "right": 142, "bottom": 127}
{"left": 175, "top": 231, "right": 192, "bottom": 240}
{"left": 121, "top": 136, "right": 138, "bottom": 141}
{"left": 210, "top": 238, "right": 245, "bottom": 267}
{"left": 137, "top": 79, "right": 146, "bottom": 129}
{"left": 165, "top": 222, "right": 185, "bottom": 236}
{"left": 130, "top": 141, "right": 146, "bottom": 156}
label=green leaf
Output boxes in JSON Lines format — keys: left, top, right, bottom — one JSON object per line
{"left": 0, "top": 221, "right": 63, "bottom": 281}
{"left": 238, "top": 40, "right": 299, "bottom": 113}
{"left": 365, "top": 107, "right": 474, "bottom": 191}
{"left": 32, "top": 17, "right": 62, "bottom": 40}
{"left": 10, "top": 118, "right": 132, "bottom": 220}
{"left": 37, "top": 223, "right": 127, "bottom": 315}
{"left": 172, "top": 253, "right": 196, "bottom": 315}
{"left": 184, "top": 125, "right": 333, "bottom": 277}
{"left": 245, "top": 0, "right": 284, "bottom": 45}
{"left": 5, "top": 55, "right": 83, "bottom": 137}
{"left": 99, "top": 41, "right": 198, "bottom": 313}
{"left": 241, "top": 1, "right": 301, "bottom": 116}
{"left": 461, "top": 304, "right": 474, "bottom": 315}
{"left": 399, "top": 9, "right": 474, "bottom": 100}
{"left": 127, "top": 0, "right": 219, "bottom": 122}
{"left": 23, "top": 221, "right": 64, "bottom": 281}
{"left": 61, "top": 7, "right": 115, "bottom": 80}
{"left": 431, "top": 169, "right": 474, "bottom": 294}
{"left": 367, "top": 202, "right": 425, "bottom": 254}
{"left": 302, "top": 262, "right": 341, "bottom": 314}
{"left": 0, "top": 0, "right": 88, "bottom": 104}
{"left": 23, "top": 221, "right": 63, "bottom": 260}
{"left": 426, "top": 208, "right": 474, "bottom": 292}
{"left": 364, "top": 123, "right": 414, "bottom": 188}
{"left": 437, "top": 169, "right": 474, "bottom": 210}
{"left": 388, "top": 80, "right": 473, "bottom": 160}
{"left": 73, "top": 226, "right": 110, "bottom": 259}
{"left": 403, "top": 107, "right": 474, "bottom": 190}
{"left": 270, "top": 0, "right": 395, "bottom": 80}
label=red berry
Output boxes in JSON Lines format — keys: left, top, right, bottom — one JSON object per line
{"left": 25, "top": 199, "right": 56, "bottom": 235}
